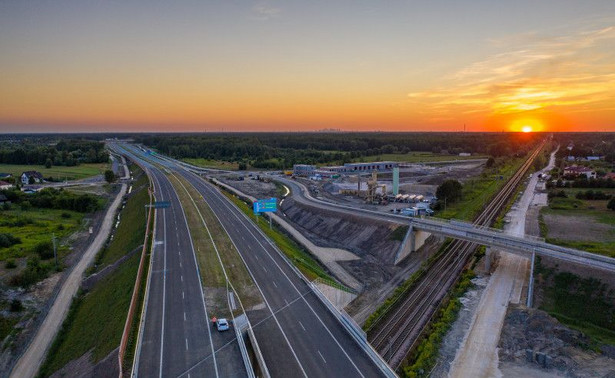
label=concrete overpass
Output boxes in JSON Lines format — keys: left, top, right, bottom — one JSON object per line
{"left": 398, "top": 217, "right": 615, "bottom": 272}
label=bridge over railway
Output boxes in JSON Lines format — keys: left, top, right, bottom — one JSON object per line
{"left": 397, "top": 217, "right": 615, "bottom": 272}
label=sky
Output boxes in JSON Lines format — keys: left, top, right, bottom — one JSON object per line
{"left": 0, "top": 1, "right": 614, "bottom": 133}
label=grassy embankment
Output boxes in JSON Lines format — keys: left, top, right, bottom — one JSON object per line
{"left": 0, "top": 163, "right": 108, "bottom": 181}
{"left": 181, "top": 158, "right": 239, "bottom": 171}
{"left": 221, "top": 190, "right": 337, "bottom": 284}
{"left": 38, "top": 165, "right": 150, "bottom": 376}
{"left": 535, "top": 258, "right": 615, "bottom": 345}
{"left": 540, "top": 195, "right": 615, "bottom": 257}
{"left": 168, "top": 173, "right": 262, "bottom": 316}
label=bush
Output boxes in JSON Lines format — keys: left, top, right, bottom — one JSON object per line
{"left": 9, "top": 299, "right": 23, "bottom": 312}
{"left": 61, "top": 212, "right": 72, "bottom": 219}
{"left": 608, "top": 198, "right": 615, "bottom": 211}
{"left": 5, "top": 259, "right": 17, "bottom": 269}
{"left": 0, "top": 233, "right": 21, "bottom": 248}
{"left": 9, "top": 256, "right": 51, "bottom": 288}
{"left": 104, "top": 170, "right": 116, "bottom": 183}
{"left": 33, "top": 240, "right": 54, "bottom": 260}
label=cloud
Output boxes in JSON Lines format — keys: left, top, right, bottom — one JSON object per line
{"left": 407, "top": 24, "right": 615, "bottom": 119}
{"left": 251, "top": 4, "right": 281, "bottom": 21}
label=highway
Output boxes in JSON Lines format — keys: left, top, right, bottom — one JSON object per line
{"left": 109, "top": 144, "right": 246, "bottom": 378}
{"left": 120, "top": 144, "right": 392, "bottom": 378}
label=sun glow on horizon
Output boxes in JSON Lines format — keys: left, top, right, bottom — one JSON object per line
{"left": 510, "top": 118, "right": 544, "bottom": 133}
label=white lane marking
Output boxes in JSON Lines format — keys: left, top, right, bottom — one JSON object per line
{"left": 185, "top": 338, "right": 189, "bottom": 351}
{"left": 273, "top": 281, "right": 277, "bottom": 288}
{"left": 285, "top": 299, "right": 289, "bottom": 306}
{"left": 202, "top": 181, "right": 366, "bottom": 378}
{"left": 298, "top": 321, "right": 306, "bottom": 331}
{"left": 182, "top": 291, "right": 185, "bottom": 299}
{"left": 181, "top": 275, "right": 183, "bottom": 282}
{"left": 263, "top": 266, "right": 267, "bottom": 273}
{"left": 184, "top": 312, "right": 186, "bottom": 321}
{"left": 171, "top": 177, "right": 220, "bottom": 378}
{"left": 180, "top": 261, "right": 182, "bottom": 268}
{"left": 254, "top": 254, "right": 258, "bottom": 261}
{"left": 318, "top": 350, "right": 327, "bottom": 364}
{"left": 159, "top": 204, "right": 168, "bottom": 378}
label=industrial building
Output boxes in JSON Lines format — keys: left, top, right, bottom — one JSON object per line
{"left": 294, "top": 161, "right": 398, "bottom": 177}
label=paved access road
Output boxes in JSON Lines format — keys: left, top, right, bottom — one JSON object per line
{"left": 120, "top": 144, "right": 390, "bottom": 377}
{"left": 110, "top": 144, "right": 246, "bottom": 378}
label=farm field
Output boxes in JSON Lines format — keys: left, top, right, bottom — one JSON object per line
{"left": 181, "top": 158, "right": 239, "bottom": 171}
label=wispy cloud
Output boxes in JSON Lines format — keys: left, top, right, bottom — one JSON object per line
{"left": 251, "top": 3, "right": 281, "bottom": 21}
{"left": 407, "top": 25, "right": 615, "bottom": 119}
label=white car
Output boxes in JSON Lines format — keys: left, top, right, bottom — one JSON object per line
{"left": 216, "top": 318, "right": 230, "bottom": 332}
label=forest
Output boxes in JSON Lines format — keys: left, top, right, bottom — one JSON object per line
{"left": 135, "top": 132, "right": 544, "bottom": 169}
{"left": 0, "top": 138, "right": 108, "bottom": 167}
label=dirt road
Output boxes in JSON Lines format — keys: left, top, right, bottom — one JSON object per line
{"left": 10, "top": 183, "right": 127, "bottom": 378}
{"left": 449, "top": 148, "right": 558, "bottom": 377}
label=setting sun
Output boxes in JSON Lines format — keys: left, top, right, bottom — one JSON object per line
{"left": 522, "top": 126, "right": 533, "bottom": 133}
{"left": 509, "top": 118, "right": 544, "bottom": 133}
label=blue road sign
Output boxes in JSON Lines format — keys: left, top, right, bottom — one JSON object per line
{"left": 152, "top": 201, "right": 171, "bottom": 208}
{"left": 253, "top": 198, "right": 277, "bottom": 213}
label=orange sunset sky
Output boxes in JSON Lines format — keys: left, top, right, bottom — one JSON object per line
{"left": 1, "top": 1, "right": 614, "bottom": 133}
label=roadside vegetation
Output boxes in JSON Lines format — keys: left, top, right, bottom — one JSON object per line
{"left": 168, "top": 173, "right": 263, "bottom": 315}
{"left": 182, "top": 157, "right": 239, "bottom": 171}
{"left": 38, "top": 164, "right": 150, "bottom": 376}
{"left": 221, "top": 190, "right": 336, "bottom": 283}
{"left": 436, "top": 156, "right": 525, "bottom": 221}
{"left": 401, "top": 270, "right": 476, "bottom": 377}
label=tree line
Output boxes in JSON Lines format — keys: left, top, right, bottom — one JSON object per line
{"left": 135, "top": 132, "right": 541, "bottom": 169}
{"left": 0, "top": 139, "right": 108, "bottom": 167}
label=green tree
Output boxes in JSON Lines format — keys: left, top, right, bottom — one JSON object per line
{"left": 45, "top": 158, "right": 52, "bottom": 168}
{"left": 608, "top": 198, "right": 615, "bottom": 211}
{"left": 104, "top": 170, "right": 116, "bottom": 183}
{"left": 436, "top": 180, "right": 463, "bottom": 204}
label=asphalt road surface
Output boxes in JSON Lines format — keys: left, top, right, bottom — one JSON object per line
{"left": 111, "top": 145, "right": 246, "bottom": 378}
{"left": 120, "top": 144, "right": 390, "bottom": 377}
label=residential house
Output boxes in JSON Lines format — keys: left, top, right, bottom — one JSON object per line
{"left": 21, "top": 171, "right": 44, "bottom": 185}
{"left": 0, "top": 173, "right": 11, "bottom": 180}
{"left": 0, "top": 181, "right": 14, "bottom": 190}
{"left": 563, "top": 165, "right": 597, "bottom": 179}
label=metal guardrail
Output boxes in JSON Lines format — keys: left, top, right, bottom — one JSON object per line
{"left": 309, "top": 281, "right": 397, "bottom": 378}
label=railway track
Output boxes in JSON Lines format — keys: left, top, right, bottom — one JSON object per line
{"left": 367, "top": 139, "right": 547, "bottom": 370}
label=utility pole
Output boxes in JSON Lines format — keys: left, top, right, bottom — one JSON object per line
{"left": 52, "top": 233, "right": 58, "bottom": 268}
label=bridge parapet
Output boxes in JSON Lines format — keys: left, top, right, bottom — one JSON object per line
{"left": 405, "top": 217, "right": 615, "bottom": 272}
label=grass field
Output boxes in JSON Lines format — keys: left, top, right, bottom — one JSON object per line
{"left": 222, "top": 191, "right": 335, "bottom": 283}
{"left": 436, "top": 157, "right": 524, "bottom": 221}
{"left": 169, "top": 174, "right": 262, "bottom": 315}
{"left": 541, "top": 196, "right": 615, "bottom": 257}
{"left": 182, "top": 158, "right": 239, "bottom": 171}
{"left": 0, "top": 163, "right": 108, "bottom": 181}
{"left": 0, "top": 208, "right": 84, "bottom": 262}
{"left": 39, "top": 165, "right": 150, "bottom": 375}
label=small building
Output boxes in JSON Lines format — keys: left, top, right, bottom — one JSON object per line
{"left": 0, "top": 173, "right": 12, "bottom": 179}
{"left": 605, "top": 172, "right": 615, "bottom": 180}
{"left": 21, "top": 171, "right": 44, "bottom": 185}
{"left": 459, "top": 152, "right": 472, "bottom": 157}
{"left": 586, "top": 156, "right": 602, "bottom": 161}
{"left": 293, "top": 164, "right": 316, "bottom": 177}
{"left": 0, "top": 181, "right": 14, "bottom": 190}
{"left": 339, "top": 161, "right": 399, "bottom": 173}
{"left": 563, "top": 165, "right": 596, "bottom": 179}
